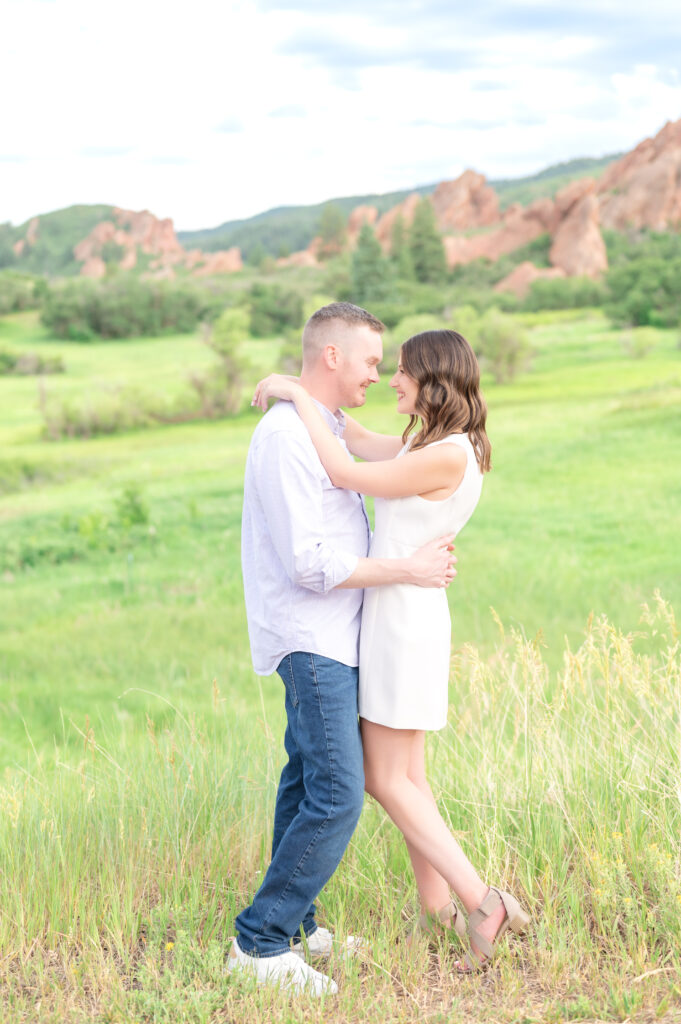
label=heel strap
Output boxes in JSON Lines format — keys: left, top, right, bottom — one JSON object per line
{"left": 419, "top": 900, "right": 466, "bottom": 938}
{"left": 463, "top": 887, "right": 526, "bottom": 971}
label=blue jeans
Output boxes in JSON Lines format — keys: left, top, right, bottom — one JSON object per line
{"left": 235, "top": 652, "right": 365, "bottom": 957}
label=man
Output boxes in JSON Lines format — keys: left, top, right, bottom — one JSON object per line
{"left": 229, "top": 302, "right": 455, "bottom": 995}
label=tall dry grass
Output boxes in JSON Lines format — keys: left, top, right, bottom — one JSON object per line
{"left": 1, "top": 597, "right": 679, "bottom": 1022}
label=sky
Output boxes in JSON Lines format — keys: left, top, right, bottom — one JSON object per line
{"left": 2, "top": 0, "right": 681, "bottom": 231}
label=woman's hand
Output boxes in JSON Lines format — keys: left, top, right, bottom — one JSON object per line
{"left": 251, "top": 374, "right": 303, "bottom": 412}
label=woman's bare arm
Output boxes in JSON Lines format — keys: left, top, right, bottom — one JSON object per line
{"left": 252, "top": 376, "right": 465, "bottom": 499}
{"left": 342, "top": 412, "right": 404, "bottom": 462}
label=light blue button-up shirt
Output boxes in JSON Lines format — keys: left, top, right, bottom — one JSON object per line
{"left": 241, "top": 399, "right": 371, "bottom": 676}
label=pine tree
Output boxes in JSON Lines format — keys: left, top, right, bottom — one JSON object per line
{"left": 350, "top": 224, "right": 394, "bottom": 305}
{"left": 409, "top": 198, "right": 447, "bottom": 284}
{"left": 317, "top": 203, "right": 347, "bottom": 258}
{"left": 390, "top": 213, "right": 413, "bottom": 280}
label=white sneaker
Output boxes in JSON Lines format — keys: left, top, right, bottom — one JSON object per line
{"left": 291, "top": 925, "right": 367, "bottom": 960}
{"left": 227, "top": 938, "right": 338, "bottom": 996}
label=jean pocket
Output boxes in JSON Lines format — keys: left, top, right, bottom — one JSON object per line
{"left": 278, "top": 654, "right": 299, "bottom": 708}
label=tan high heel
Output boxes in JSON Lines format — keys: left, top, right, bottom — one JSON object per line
{"left": 417, "top": 899, "right": 467, "bottom": 939}
{"left": 458, "top": 887, "right": 529, "bottom": 972}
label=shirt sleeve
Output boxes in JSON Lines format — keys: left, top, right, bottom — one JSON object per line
{"left": 254, "top": 429, "right": 359, "bottom": 594}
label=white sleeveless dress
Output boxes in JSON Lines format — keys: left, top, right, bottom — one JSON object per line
{"left": 358, "top": 433, "right": 483, "bottom": 731}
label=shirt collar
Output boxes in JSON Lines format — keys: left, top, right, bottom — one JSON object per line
{"left": 311, "top": 398, "right": 346, "bottom": 438}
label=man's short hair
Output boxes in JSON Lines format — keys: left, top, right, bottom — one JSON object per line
{"left": 302, "top": 302, "right": 385, "bottom": 365}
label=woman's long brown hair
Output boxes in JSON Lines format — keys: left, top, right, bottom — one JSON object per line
{"left": 400, "top": 329, "right": 491, "bottom": 473}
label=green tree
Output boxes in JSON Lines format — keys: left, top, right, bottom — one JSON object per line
{"left": 390, "top": 214, "right": 413, "bottom": 280}
{"left": 350, "top": 223, "right": 394, "bottom": 306}
{"left": 408, "top": 199, "right": 447, "bottom": 284}
{"left": 317, "top": 203, "right": 347, "bottom": 259}
{"left": 247, "top": 241, "right": 267, "bottom": 267}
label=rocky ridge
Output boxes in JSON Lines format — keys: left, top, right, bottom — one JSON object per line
{"left": 280, "top": 117, "right": 681, "bottom": 288}
{"left": 74, "top": 208, "right": 243, "bottom": 278}
{"left": 12, "top": 117, "right": 681, "bottom": 283}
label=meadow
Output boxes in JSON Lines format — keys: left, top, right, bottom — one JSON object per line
{"left": 0, "top": 309, "right": 680, "bottom": 1023}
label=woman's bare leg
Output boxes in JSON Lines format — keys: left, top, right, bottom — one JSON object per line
{"left": 361, "top": 718, "right": 505, "bottom": 950}
{"left": 403, "top": 731, "right": 452, "bottom": 917}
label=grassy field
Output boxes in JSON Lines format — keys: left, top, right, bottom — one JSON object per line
{"left": 0, "top": 309, "right": 680, "bottom": 1022}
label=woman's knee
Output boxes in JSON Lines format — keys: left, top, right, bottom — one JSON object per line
{"left": 364, "top": 767, "right": 401, "bottom": 807}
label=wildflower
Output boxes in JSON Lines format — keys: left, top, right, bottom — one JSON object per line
{"left": 166, "top": 942, "right": 174, "bottom": 951}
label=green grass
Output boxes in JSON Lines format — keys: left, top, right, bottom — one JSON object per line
{"left": 0, "top": 309, "right": 680, "bottom": 1022}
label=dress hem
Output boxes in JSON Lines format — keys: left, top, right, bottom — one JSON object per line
{"left": 358, "top": 710, "right": 447, "bottom": 732}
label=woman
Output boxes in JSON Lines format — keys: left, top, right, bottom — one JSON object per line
{"left": 252, "top": 329, "right": 529, "bottom": 970}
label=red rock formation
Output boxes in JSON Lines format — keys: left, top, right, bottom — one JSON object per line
{"left": 73, "top": 208, "right": 243, "bottom": 276}
{"left": 112, "top": 207, "right": 185, "bottom": 258}
{"left": 73, "top": 221, "right": 117, "bottom": 262}
{"left": 193, "top": 249, "right": 243, "bottom": 275}
{"left": 81, "top": 257, "right": 107, "bottom": 279}
{"left": 375, "top": 193, "right": 422, "bottom": 249}
{"left": 119, "top": 249, "right": 137, "bottom": 271}
{"left": 431, "top": 170, "right": 499, "bottom": 231}
{"left": 276, "top": 250, "right": 318, "bottom": 268}
{"left": 183, "top": 249, "right": 204, "bottom": 270}
{"left": 598, "top": 118, "right": 681, "bottom": 230}
{"left": 494, "top": 261, "right": 566, "bottom": 298}
{"left": 550, "top": 179, "right": 607, "bottom": 277}
{"left": 347, "top": 205, "right": 378, "bottom": 244}
{"left": 442, "top": 197, "right": 555, "bottom": 268}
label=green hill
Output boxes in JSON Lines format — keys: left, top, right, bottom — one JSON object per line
{"left": 0, "top": 152, "right": 623, "bottom": 274}
{"left": 492, "top": 154, "right": 621, "bottom": 208}
{"left": 0, "top": 205, "right": 114, "bottom": 276}
{"left": 178, "top": 153, "right": 623, "bottom": 260}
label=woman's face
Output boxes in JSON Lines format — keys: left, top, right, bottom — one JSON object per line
{"left": 390, "top": 354, "right": 419, "bottom": 415}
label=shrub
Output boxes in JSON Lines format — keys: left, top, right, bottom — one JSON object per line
{"left": 523, "top": 276, "right": 608, "bottom": 311}
{"left": 38, "top": 308, "right": 255, "bottom": 440}
{"left": 0, "top": 485, "right": 155, "bottom": 572}
{"left": 605, "top": 257, "right": 681, "bottom": 327}
{"left": 114, "top": 485, "right": 150, "bottom": 528}
{"left": 475, "top": 308, "right": 531, "bottom": 383}
{"left": 619, "top": 327, "right": 657, "bottom": 359}
{"left": 0, "top": 271, "right": 43, "bottom": 313}
{"left": 604, "top": 230, "right": 681, "bottom": 327}
{"left": 248, "top": 283, "right": 304, "bottom": 337}
{"left": 192, "top": 307, "right": 253, "bottom": 416}
{"left": 40, "top": 279, "right": 99, "bottom": 340}
{"left": 449, "top": 305, "right": 482, "bottom": 347}
{"left": 0, "top": 348, "right": 65, "bottom": 375}
{"left": 40, "top": 276, "right": 217, "bottom": 340}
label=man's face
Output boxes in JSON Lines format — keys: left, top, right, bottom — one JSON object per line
{"left": 335, "top": 325, "right": 383, "bottom": 408}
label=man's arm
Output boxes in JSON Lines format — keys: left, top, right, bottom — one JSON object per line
{"left": 337, "top": 535, "right": 456, "bottom": 589}
{"left": 256, "top": 429, "right": 358, "bottom": 593}
{"left": 256, "top": 429, "right": 456, "bottom": 592}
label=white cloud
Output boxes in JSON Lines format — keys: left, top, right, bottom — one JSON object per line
{"left": 1, "top": 0, "right": 680, "bottom": 229}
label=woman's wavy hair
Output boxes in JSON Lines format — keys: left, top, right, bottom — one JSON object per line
{"left": 400, "top": 329, "right": 491, "bottom": 473}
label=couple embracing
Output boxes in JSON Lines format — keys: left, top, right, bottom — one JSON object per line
{"left": 228, "top": 302, "right": 529, "bottom": 995}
